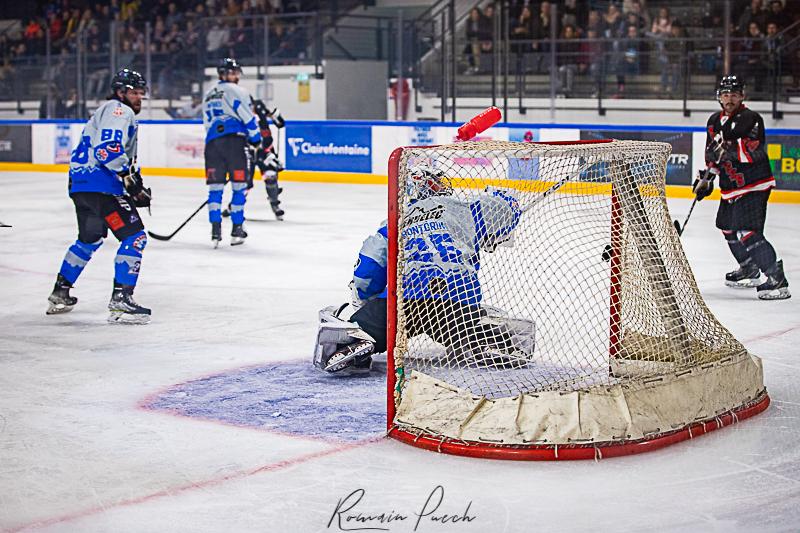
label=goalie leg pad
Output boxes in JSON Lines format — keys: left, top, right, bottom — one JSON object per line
{"left": 314, "top": 305, "right": 376, "bottom": 374}
{"left": 480, "top": 305, "right": 536, "bottom": 357}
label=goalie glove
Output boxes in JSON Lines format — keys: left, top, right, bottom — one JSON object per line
{"left": 692, "top": 169, "right": 716, "bottom": 201}
{"left": 121, "top": 168, "right": 152, "bottom": 208}
{"left": 349, "top": 280, "right": 366, "bottom": 310}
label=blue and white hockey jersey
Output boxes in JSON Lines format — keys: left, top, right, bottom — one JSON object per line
{"left": 352, "top": 190, "right": 522, "bottom": 308}
{"left": 202, "top": 81, "right": 260, "bottom": 144}
{"left": 353, "top": 222, "right": 389, "bottom": 302}
{"left": 68, "top": 99, "right": 138, "bottom": 196}
{"left": 402, "top": 189, "right": 521, "bottom": 307}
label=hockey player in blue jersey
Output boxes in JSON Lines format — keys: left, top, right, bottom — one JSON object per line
{"left": 203, "top": 57, "right": 261, "bottom": 247}
{"left": 314, "top": 165, "right": 535, "bottom": 375}
{"left": 47, "top": 68, "right": 152, "bottom": 324}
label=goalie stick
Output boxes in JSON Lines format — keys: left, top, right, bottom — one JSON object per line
{"left": 147, "top": 200, "right": 208, "bottom": 241}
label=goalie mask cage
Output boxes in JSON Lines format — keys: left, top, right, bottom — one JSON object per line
{"left": 386, "top": 139, "right": 769, "bottom": 460}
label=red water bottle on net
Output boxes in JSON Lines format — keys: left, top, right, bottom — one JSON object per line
{"left": 456, "top": 106, "right": 502, "bottom": 141}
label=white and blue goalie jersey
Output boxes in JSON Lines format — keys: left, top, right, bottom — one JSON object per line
{"left": 353, "top": 222, "right": 389, "bottom": 302}
{"left": 202, "top": 81, "right": 260, "bottom": 144}
{"left": 69, "top": 99, "right": 138, "bottom": 196}
{"left": 402, "top": 189, "right": 521, "bottom": 307}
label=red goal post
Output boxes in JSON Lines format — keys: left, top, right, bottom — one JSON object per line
{"left": 385, "top": 139, "right": 769, "bottom": 460}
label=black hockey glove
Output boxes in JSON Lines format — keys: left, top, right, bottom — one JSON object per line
{"left": 269, "top": 107, "right": 285, "bottom": 129}
{"left": 121, "top": 168, "right": 152, "bottom": 208}
{"left": 692, "top": 169, "right": 715, "bottom": 201}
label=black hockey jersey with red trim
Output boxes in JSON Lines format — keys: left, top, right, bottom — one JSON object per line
{"left": 705, "top": 106, "right": 775, "bottom": 200}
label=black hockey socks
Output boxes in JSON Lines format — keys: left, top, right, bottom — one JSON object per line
{"left": 740, "top": 231, "right": 777, "bottom": 274}
{"left": 723, "top": 230, "right": 751, "bottom": 266}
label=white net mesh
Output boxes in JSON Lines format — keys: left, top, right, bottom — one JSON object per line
{"left": 389, "top": 140, "right": 764, "bottom": 449}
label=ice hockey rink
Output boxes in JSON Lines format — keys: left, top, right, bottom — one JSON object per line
{"left": 1, "top": 170, "right": 799, "bottom": 533}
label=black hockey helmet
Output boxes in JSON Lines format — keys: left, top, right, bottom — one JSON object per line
{"left": 111, "top": 68, "right": 147, "bottom": 93}
{"left": 716, "top": 75, "right": 745, "bottom": 98}
{"left": 217, "top": 57, "right": 242, "bottom": 77}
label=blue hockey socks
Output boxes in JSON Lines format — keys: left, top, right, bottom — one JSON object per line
{"left": 208, "top": 184, "right": 225, "bottom": 223}
{"left": 230, "top": 181, "right": 248, "bottom": 225}
{"left": 58, "top": 238, "right": 103, "bottom": 285}
{"left": 114, "top": 231, "right": 147, "bottom": 287}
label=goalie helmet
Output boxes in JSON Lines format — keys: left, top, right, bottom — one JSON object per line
{"left": 716, "top": 75, "right": 745, "bottom": 99}
{"left": 407, "top": 164, "right": 452, "bottom": 201}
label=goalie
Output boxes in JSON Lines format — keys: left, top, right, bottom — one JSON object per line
{"left": 313, "top": 164, "right": 535, "bottom": 375}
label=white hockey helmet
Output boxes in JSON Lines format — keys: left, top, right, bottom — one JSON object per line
{"left": 407, "top": 164, "right": 452, "bottom": 200}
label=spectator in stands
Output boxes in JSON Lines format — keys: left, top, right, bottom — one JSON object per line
{"left": 511, "top": 5, "right": 534, "bottom": 57}
{"left": 230, "top": 17, "right": 251, "bottom": 59}
{"left": 206, "top": 21, "right": 230, "bottom": 60}
{"left": 480, "top": 3, "right": 495, "bottom": 55}
{"left": 766, "top": 0, "right": 786, "bottom": 28}
{"left": 616, "top": 23, "right": 643, "bottom": 97}
{"left": 661, "top": 21, "right": 687, "bottom": 95}
{"left": 586, "top": 10, "right": 607, "bottom": 36}
{"left": 464, "top": 7, "right": 485, "bottom": 74}
{"left": 165, "top": 2, "right": 184, "bottom": 28}
{"left": 580, "top": 28, "right": 606, "bottom": 96}
{"left": 738, "top": 21, "right": 766, "bottom": 94}
{"left": 530, "top": 1, "right": 557, "bottom": 74}
{"left": 765, "top": 20, "right": 783, "bottom": 81}
{"left": 603, "top": 3, "right": 625, "bottom": 38}
{"left": 649, "top": 7, "right": 672, "bottom": 38}
{"left": 557, "top": 24, "right": 580, "bottom": 97}
{"left": 737, "top": 0, "right": 767, "bottom": 36}
{"left": 623, "top": 0, "right": 650, "bottom": 31}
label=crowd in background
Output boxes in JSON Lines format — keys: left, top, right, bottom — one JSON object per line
{"left": 1, "top": 0, "right": 321, "bottom": 105}
{"left": 0, "top": 0, "right": 798, "bottom": 115}
{"left": 463, "top": 0, "right": 800, "bottom": 97}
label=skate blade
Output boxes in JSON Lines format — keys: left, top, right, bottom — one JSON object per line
{"left": 725, "top": 279, "right": 761, "bottom": 289}
{"left": 46, "top": 303, "right": 74, "bottom": 315}
{"left": 230, "top": 237, "right": 246, "bottom": 246}
{"left": 213, "top": 238, "right": 221, "bottom": 249}
{"left": 107, "top": 311, "right": 151, "bottom": 325}
{"left": 757, "top": 287, "right": 791, "bottom": 300}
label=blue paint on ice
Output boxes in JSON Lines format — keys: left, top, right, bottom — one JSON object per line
{"left": 144, "top": 361, "right": 387, "bottom": 442}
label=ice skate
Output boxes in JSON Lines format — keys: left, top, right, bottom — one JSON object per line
{"left": 211, "top": 221, "right": 222, "bottom": 248}
{"left": 446, "top": 347, "right": 528, "bottom": 370}
{"left": 108, "top": 284, "right": 151, "bottom": 324}
{"left": 757, "top": 260, "right": 791, "bottom": 300}
{"left": 725, "top": 261, "right": 761, "bottom": 289}
{"left": 323, "top": 339, "right": 375, "bottom": 374}
{"left": 46, "top": 274, "right": 77, "bottom": 315}
{"left": 230, "top": 224, "right": 248, "bottom": 246}
{"left": 270, "top": 201, "right": 285, "bottom": 221}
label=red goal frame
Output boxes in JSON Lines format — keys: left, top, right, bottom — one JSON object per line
{"left": 385, "top": 142, "right": 770, "bottom": 460}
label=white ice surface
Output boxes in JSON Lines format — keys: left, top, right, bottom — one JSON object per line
{"left": 1, "top": 172, "right": 799, "bottom": 533}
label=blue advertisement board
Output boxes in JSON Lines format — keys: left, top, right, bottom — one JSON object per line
{"left": 285, "top": 123, "right": 372, "bottom": 173}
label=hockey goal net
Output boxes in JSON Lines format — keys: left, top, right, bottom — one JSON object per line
{"left": 386, "top": 139, "right": 769, "bottom": 460}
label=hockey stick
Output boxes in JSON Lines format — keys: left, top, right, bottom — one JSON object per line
{"left": 673, "top": 197, "right": 697, "bottom": 237}
{"left": 147, "top": 200, "right": 208, "bottom": 241}
{"left": 521, "top": 157, "right": 597, "bottom": 213}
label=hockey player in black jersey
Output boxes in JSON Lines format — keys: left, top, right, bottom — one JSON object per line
{"left": 693, "top": 75, "right": 790, "bottom": 300}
